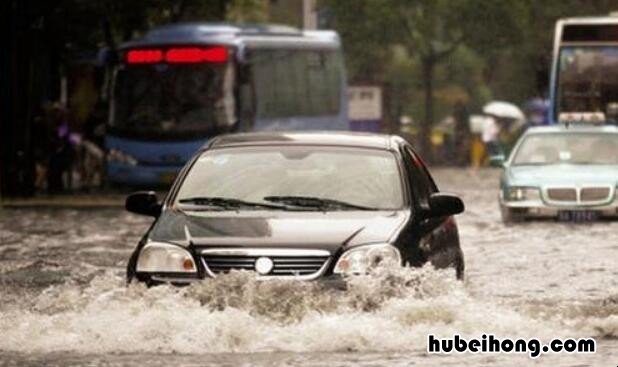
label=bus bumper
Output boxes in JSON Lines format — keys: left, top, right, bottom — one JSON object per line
{"left": 107, "top": 162, "right": 183, "bottom": 186}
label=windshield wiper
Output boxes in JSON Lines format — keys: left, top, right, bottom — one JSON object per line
{"left": 178, "top": 197, "right": 291, "bottom": 211}
{"left": 263, "top": 196, "right": 378, "bottom": 211}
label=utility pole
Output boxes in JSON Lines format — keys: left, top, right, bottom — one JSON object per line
{"left": 302, "top": 0, "right": 317, "bottom": 30}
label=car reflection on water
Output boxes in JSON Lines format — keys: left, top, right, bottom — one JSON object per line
{"left": 125, "top": 132, "right": 465, "bottom": 285}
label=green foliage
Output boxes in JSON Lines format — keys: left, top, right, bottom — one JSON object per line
{"left": 26, "top": 0, "right": 618, "bottom": 128}
{"left": 226, "top": 0, "right": 269, "bottom": 22}
{"left": 326, "top": 0, "right": 618, "bottom": 134}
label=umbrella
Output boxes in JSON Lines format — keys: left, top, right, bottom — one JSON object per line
{"left": 483, "top": 101, "right": 525, "bottom": 121}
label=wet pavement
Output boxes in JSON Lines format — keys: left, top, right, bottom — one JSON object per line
{"left": 0, "top": 168, "right": 616, "bottom": 366}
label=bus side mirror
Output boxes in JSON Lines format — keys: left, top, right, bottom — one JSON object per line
{"left": 126, "top": 191, "right": 161, "bottom": 217}
{"left": 489, "top": 154, "right": 506, "bottom": 167}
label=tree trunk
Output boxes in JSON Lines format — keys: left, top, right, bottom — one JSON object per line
{"left": 421, "top": 57, "right": 435, "bottom": 161}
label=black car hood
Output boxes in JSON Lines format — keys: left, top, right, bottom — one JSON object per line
{"left": 149, "top": 209, "right": 409, "bottom": 253}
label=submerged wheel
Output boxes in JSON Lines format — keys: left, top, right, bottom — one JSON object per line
{"left": 427, "top": 247, "right": 465, "bottom": 281}
{"left": 455, "top": 249, "right": 465, "bottom": 281}
{"left": 500, "top": 205, "right": 525, "bottom": 224}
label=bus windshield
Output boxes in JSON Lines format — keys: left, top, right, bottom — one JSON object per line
{"left": 111, "top": 62, "right": 236, "bottom": 138}
{"left": 558, "top": 46, "right": 618, "bottom": 122}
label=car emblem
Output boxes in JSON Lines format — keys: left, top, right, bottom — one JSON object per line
{"left": 255, "top": 257, "right": 274, "bottom": 275}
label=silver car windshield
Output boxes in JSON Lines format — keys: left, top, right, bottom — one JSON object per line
{"left": 175, "top": 146, "right": 405, "bottom": 210}
{"left": 513, "top": 133, "right": 618, "bottom": 165}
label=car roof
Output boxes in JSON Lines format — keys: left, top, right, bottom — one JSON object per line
{"left": 525, "top": 124, "right": 618, "bottom": 134}
{"left": 204, "top": 131, "right": 401, "bottom": 150}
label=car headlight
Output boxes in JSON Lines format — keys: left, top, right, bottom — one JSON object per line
{"left": 108, "top": 149, "right": 138, "bottom": 166}
{"left": 506, "top": 187, "right": 540, "bottom": 201}
{"left": 333, "top": 244, "right": 401, "bottom": 275}
{"left": 136, "top": 242, "right": 196, "bottom": 273}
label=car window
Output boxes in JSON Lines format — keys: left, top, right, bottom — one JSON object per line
{"left": 250, "top": 49, "right": 342, "bottom": 118}
{"left": 513, "top": 132, "right": 618, "bottom": 165}
{"left": 403, "top": 146, "right": 436, "bottom": 207}
{"left": 176, "top": 146, "right": 405, "bottom": 210}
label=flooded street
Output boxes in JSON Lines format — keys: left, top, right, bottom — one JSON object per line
{"left": 0, "top": 168, "right": 616, "bottom": 366}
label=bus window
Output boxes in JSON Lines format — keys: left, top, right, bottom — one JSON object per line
{"left": 250, "top": 49, "right": 342, "bottom": 119}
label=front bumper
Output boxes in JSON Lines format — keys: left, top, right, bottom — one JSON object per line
{"left": 138, "top": 272, "right": 348, "bottom": 290}
{"left": 500, "top": 200, "right": 618, "bottom": 218}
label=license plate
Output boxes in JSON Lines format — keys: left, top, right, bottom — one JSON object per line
{"left": 558, "top": 210, "right": 599, "bottom": 222}
{"left": 159, "top": 172, "right": 177, "bottom": 184}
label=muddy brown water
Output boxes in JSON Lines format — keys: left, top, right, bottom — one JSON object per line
{"left": 0, "top": 168, "right": 616, "bottom": 366}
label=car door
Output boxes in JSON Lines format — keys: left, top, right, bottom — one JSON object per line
{"left": 398, "top": 144, "right": 463, "bottom": 277}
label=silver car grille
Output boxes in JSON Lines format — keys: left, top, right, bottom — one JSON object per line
{"left": 200, "top": 248, "right": 331, "bottom": 279}
{"left": 580, "top": 187, "right": 611, "bottom": 202}
{"left": 545, "top": 186, "right": 612, "bottom": 204}
{"left": 546, "top": 188, "right": 577, "bottom": 202}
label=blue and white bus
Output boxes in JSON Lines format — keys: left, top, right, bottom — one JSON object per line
{"left": 550, "top": 17, "right": 618, "bottom": 124}
{"left": 107, "top": 23, "right": 348, "bottom": 185}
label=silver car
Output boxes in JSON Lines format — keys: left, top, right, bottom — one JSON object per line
{"left": 493, "top": 124, "right": 618, "bottom": 223}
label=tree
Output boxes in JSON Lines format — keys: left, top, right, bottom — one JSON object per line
{"left": 392, "top": 0, "right": 526, "bottom": 156}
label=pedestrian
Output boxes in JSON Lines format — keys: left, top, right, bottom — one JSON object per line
{"left": 32, "top": 105, "right": 55, "bottom": 193}
{"left": 453, "top": 101, "right": 471, "bottom": 166}
{"left": 481, "top": 115, "right": 502, "bottom": 161}
{"left": 47, "top": 104, "right": 76, "bottom": 193}
{"left": 80, "top": 101, "right": 107, "bottom": 190}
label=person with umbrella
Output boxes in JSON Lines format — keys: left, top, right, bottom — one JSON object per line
{"left": 482, "top": 101, "right": 526, "bottom": 162}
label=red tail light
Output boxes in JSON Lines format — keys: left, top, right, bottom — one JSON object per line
{"left": 165, "top": 47, "right": 228, "bottom": 63}
{"left": 126, "top": 49, "right": 163, "bottom": 64}
{"left": 125, "top": 47, "right": 228, "bottom": 64}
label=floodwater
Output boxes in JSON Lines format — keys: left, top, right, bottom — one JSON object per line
{"left": 0, "top": 168, "right": 616, "bottom": 366}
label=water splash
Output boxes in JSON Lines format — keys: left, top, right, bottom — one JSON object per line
{"left": 1, "top": 266, "right": 611, "bottom": 355}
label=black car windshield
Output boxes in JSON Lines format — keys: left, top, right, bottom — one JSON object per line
{"left": 111, "top": 62, "right": 236, "bottom": 139}
{"left": 513, "top": 132, "right": 618, "bottom": 165}
{"left": 175, "top": 146, "right": 405, "bottom": 210}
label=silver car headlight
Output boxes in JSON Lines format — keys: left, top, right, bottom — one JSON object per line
{"left": 506, "top": 187, "right": 540, "bottom": 201}
{"left": 333, "top": 244, "right": 401, "bottom": 275}
{"left": 108, "top": 149, "right": 138, "bottom": 166}
{"left": 136, "top": 242, "right": 197, "bottom": 273}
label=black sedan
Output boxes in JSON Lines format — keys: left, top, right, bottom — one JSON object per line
{"left": 125, "top": 132, "right": 465, "bottom": 284}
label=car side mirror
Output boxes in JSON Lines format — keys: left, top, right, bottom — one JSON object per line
{"left": 427, "top": 193, "right": 465, "bottom": 218}
{"left": 125, "top": 191, "right": 161, "bottom": 217}
{"left": 489, "top": 154, "right": 506, "bottom": 167}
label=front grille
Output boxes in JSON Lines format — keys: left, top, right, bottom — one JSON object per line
{"left": 201, "top": 249, "right": 330, "bottom": 277}
{"left": 580, "top": 187, "right": 611, "bottom": 202}
{"left": 546, "top": 188, "right": 577, "bottom": 202}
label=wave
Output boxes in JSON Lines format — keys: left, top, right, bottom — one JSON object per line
{"left": 1, "top": 266, "right": 612, "bottom": 354}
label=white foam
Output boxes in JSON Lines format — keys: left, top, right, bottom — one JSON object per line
{"left": 0, "top": 266, "right": 603, "bottom": 354}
